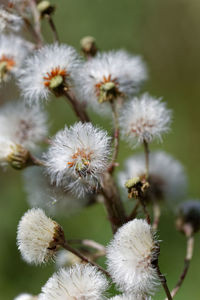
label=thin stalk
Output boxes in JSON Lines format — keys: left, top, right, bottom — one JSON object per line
{"left": 101, "top": 172, "right": 126, "bottom": 233}
{"left": 45, "top": 14, "right": 59, "bottom": 42}
{"left": 127, "top": 200, "right": 140, "bottom": 221}
{"left": 156, "top": 265, "right": 172, "bottom": 300}
{"left": 23, "top": 17, "right": 42, "bottom": 47}
{"left": 167, "top": 235, "right": 194, "bottom": 299}
{"left": 139, "top": 197, "right": 151, "bottom": 225}
{"left": 109, "top": 101, "right": 120, "bottom": 173}
{"left": 68, "top": 239, "right": 106, "bottom": 253}
{"left": 152, "top": 202, "right": 161, "bottom": 230}
{"left": 143, "top": 140, "right": 149, "bottom": 179}
{"left": 29, "top": 0, "right": 43, "bottom": 47}
{"left": 62, "top": 241, "right": 109, "bottom": 277}
{"left": 29, "top": 154, "right": 45, "bottom": 167}
{"left": 63, "top": 88, "right": 90, "bottom": 123}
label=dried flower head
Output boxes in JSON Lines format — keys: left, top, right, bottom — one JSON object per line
{"left": 0, "top": 137, "right": 18, "bottom": 167}
{"left": 0, "top": 34, "right": 32, "bottom": 83}
{"left": 77, "top": 50, "right": 147, "bottom": 114}
{"left": 119, "top": 93, "right": 172, "bottom": 147}
{"left": 14, "top": 294, "right": 38, "bottom": 300}
{"left": 106, "top": 219, "right": 159, "bottom": 295}
{"left": 176, "top": 200, "right": 200, "bottom": 234}
{"left": 23, "top": 167, "right": 88, "bottom": 216}
{"left": 0, "top": 101, "right": 48, "bottom": 150}
{"left": 39, "top": 264, "right": 108, "bottom": 300}
{"left": 18, "top": 43, "right": 81, "bottom": 104}
{"left": 44, "top": 122, "right": 111, "bottom": 197}
{"left": 118, "top": 151, "right": 187, "bottom": 203}
{"left": 0, "top": 6, "right": 23, "bottom": 32}
{"left": 17, "top": 208, "right": 65, "bottom": 265}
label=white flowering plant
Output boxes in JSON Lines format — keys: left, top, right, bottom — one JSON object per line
{"left": 0, "top": 1, "right": 199, "bottom": 300}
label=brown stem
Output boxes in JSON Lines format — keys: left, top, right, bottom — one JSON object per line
{"left": 139, "top": 196, "right": 151, "bottom": 225}
{"left": 68, "top": 239, "right": 106, "bottom": 253}
{"left": 152, "top": 202, "right": 161, "bottom": 230}
{"left": 167, "top": 235, "right": 194, "bottom": 299}
{"left": 63, "top": 88, "right": 90, "bottom": 123}
{"left": 101, "top": 172, "right": 126, "bottom": 233}
{"left": 143, "top": 140, "right": 150, "bottom": 179}
{"left": 156, "top": 265, "right": 172, "bottom": 300}
{"left": 62, "top": 241, "right": 109, "bottom": 276}
{"left": 127, "top": 200, "right": 140, "bottom": 221}
{"left": 109, "top": 101, "right": 120, "bottom": 174}
{"left": 29, "top": 0, "right": 43, "bottom": 47}
{"left": 45, "top": 14, "right": 59, "bottom": 42}
{"left": 28, "top": 153, "right": 45, "bottom": 167}
{"left": 23, "top": 17, "right": 42, "bottom": 47}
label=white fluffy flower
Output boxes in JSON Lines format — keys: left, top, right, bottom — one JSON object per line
{"left": 0, "top": 101, "right": 48, "bottom": 150}
{"left": 0, "top": 34, "right": 33, "bottom": 83}
{"left": 39, "top": 264, "right": 108, "bottom": 300}
{"left": 44, "top": 122, "right": 111, "bottom": 197}
{"left": 118, "top": 151, "right": 187, "bottom": 203}
{"left": 55, "top": 249, "right": 81, "bottom": 269}
{"left": 14, "top": 294, "right": 38, "bottom": 300}
{"left": 19, "top": 43, "right": 81, "bottom": 104}
{"left": 110, "top": 295, "right": 151, "bottom": 300}
{"left": 119, "top": 93, "right": 172, "bottom": 147}
{"left": 0, "top": 7, "right": 23, "bottom": 32}
{"left": 106, "top": 219, "right": 159, "bottom": 295}
{"left": 17, "top": 208, "right": 65, "bottom": 265}
{"left": 77, "top": 50, "right": 147, "bottom": 113}
{"left": 23, "top": 167, "right": 88, "bottom": 216}
{"left": 0, "top": 137, "right": 18, "bottom": 166}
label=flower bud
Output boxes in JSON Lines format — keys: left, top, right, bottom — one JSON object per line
{"left": 37, "top": 1, "right": 55, "bottom": 17}
{"left": 80, "top": 36, "right": 97, "bottom": 57}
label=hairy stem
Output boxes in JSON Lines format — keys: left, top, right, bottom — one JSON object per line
{"left": 63, "top": 88, "right": 90, "bottom": 123}
{"left": 62, "top": 241, "right": 109, "bottom": 276}
{"left": 101, "top": 172, "right": 126, "bottom": 233}
{"left": 167, "top": 235, "right": 194, "bottom": 299}
{"left": 45, "top": 14, "right": 59, "bottom": 42}
{"left": 156, "top": 265, "right": 172, "bottom": 300}
{"left": 109, "top": 101, "right": 120, "bottom": 173}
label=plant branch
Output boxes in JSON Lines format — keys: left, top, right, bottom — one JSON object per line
{"left": 62, "top": 241, "right": 109, "bottom": 277}
{"left": 67, "top": 239, "right": 106, "bottom": 253}
{"left": 152, "top": 202, "right": 161, "bottom": 230}
{"left": 29, "top": 0, "right": 43, "bottom": 47}
{"left": 45, "top": 14, "right": 59, "bottom": 42}
{"left": 109, "top": 101, "right": 120, "bottom": 174}
{"left": 166, "top": 235, "right": 194, "bottom": 299}
{"left": 156, "top": 265, "right": 172, "bottom": 300}
{"left": 143, "top": 140, "right": 150, "bottom": 179}
{"left": 127, "top": 200, "right": 140, "bottom": 221}
{"left": 63, "top": 88, "right": 90, "bottom": 123}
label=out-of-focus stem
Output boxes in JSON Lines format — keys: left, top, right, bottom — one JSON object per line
{"left": 62, "top": 241, "right": 110, "bottom": 276}
{"left": 29, "top": 0, "right": 43, "bottom": 47}
{"left": 101, "top": 172, "right": 126, "bottom": 233}
{"left": 45, "top": 14, "right": 59, "bottom": 42}
{"left": 139, "top": 196, "right": 151, "bottom": 225}
{"left": 152, "top": 202, "right": 161, "bottom": 230}
{"left": 109, "top": 101, "right": 120, "bottom": 174}
{"left": 127, "top": 200, "right": 140, "bottom": 221}
{"left": 68, "top": 239, "right": 106, "bottom": 254}
{"left": 63, "top": 88, "right": 90, "bottom": 123}
{"left": 166, "top": 235, "right": 194, "bottom": 299}
{"left": 143, "top": 140, "right": 149, "bottom": 179}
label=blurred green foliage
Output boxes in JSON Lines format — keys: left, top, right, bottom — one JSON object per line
{"left": 0, "top": 0, "right": 200, "bottom": 299}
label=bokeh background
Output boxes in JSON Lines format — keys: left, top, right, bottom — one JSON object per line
{"left": 0, "top": 0, "right": 200, "bottom": 299}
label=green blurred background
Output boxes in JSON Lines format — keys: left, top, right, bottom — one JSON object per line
{"left": 1, "top": 0, "right": 200, "bottom": 299}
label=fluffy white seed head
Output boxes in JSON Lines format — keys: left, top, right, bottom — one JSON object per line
{"left": 106, "top": 219, "right": 159, "bottom": 295}
{"left": 44, "top": 122, "right": 111, "bottom": 197}
{"left": 14, "top": 294, "right": 38, "bottom": 300}
{"left": 77, "top": 50, "right": 147, "bottom": 114}
{"left": 176, "top": 200, "right": 200, "bottom": 234}
{"left": 39, "top": 264, "right": 108, "bottom": 300}
{"left": 55, "top": 249, "right": 81, "bottom": 269}
{"left": 0, "top": 34, "right": 33, "bottom": 83}
{"left": 118, "top": 151, "right": 187, "bottom": 203}
{"left": 110, "top": 295, "right": 152, "bottom": 300}
{"left": 119, "top": 93, "right": 172, "bottom": 147}
{"left": 23, "top": 167, "right": 89, "bottom": 216}
{"left": 18, "top": 43, "right": 81, "bottom": 104}
{"left": 0, "top": 137, "right": 19, "bottom": 166}
{"left": 17, "top": 208, "right": 65, "bottom": 265}
{"left": 0, "top": 101, "right": 48, "bottom": 150}
{"left": 0, "top": 7, "right": 23, "bottom": 32}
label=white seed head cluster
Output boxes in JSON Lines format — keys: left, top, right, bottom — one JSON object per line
{"left": 14, "top": 294, "right": 38, "bottom": 300}
{"left": 0, "top": 7, "right": 23, "bottom": 33}
{"left": 110, "top": 295, "right": 152, "bottom": 300}
{"left": 44, "top": 122, "right": 111, "bottom": 197}
{"left": 0, "top": 34, "right": 33, "bottom": 83}
{"left": 118, "top": 151, "right": 187, "bottom": 203}
{"left": 0, "top": 101, "right": 48, "bottom": 150}
{"left": 106, "top": 219, "right": 159, "bottom": 295}
{"left": 55, "top": 249, "right": 81, "bottom": 269}
{"left": 19, "top": 43, "right": 81, "bottom": 104}
{"left": 39, "top": 264, "right": 108, "bottom": 300}
{"left": 77, "top": 50, "right": 147, "bottom": 113}
{"left": 23, "top": 167, "right": 88, "bottom": 216}
{"left": 0, "top": 137, "right": 18, "bottom": 166}
{"left": 119, "top": 93, "right": 172, "bottom": 147}
{"left": 17, "top": 208, "right": 63, "bottom": 265}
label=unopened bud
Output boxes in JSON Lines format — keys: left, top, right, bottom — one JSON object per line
{"left": 37, "top": 0, "right": 55, "bottom": 17}
{"left": 125, "top": 176, "right": 150, "bottom": 199}
{"left": 7, "top": 144, "right": 30, "bottom": 170}
{"left": 80, "top": 36, "right": 97, "bottom": 58}
{"left": 176, "top": 200, "right": 200, "bottom": 235}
